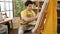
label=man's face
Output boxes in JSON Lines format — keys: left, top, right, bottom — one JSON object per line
{"left": 27, "top": 4, "right": 32, "bottom": 10}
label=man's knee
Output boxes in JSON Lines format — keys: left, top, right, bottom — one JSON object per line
{"left": 30, "top": 30, "right": 34, "bottom": 34}
{"left": 18, "top": 30, "right": 24, "bottom": 34}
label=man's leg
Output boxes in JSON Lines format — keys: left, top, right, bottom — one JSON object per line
{"left": 5, "top": 22, "right": 10, "bottom": 34}
{"left": 18, "top": 30, "right": 24, "bottom": 34}
{"left": 30, "top": 30, "right": 34, "bottom": 34}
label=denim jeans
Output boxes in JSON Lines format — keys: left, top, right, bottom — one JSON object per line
{"left": 18, "top": 30, "right": 34, "bottom": 34}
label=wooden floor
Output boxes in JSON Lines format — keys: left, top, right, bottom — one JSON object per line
{"left": 10, "top": 29, "right": 18, "bottom": 34}
{"left": 10, "top": 29, "right": 30, "bottom": 34}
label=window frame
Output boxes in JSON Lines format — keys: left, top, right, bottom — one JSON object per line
{"left": 0, "top": 0, "right": 13, "bottom": 18}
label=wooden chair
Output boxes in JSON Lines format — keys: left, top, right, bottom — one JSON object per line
{"left": 11, "top": 17, "right": 20, "bottom": 34}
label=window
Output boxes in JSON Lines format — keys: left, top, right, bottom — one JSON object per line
{"left": 0, "top": 0, "right": 13, "bottom": 18}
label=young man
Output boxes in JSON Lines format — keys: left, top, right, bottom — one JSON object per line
{"left": 18, "top": 0, "right": 38, "bottom": 34}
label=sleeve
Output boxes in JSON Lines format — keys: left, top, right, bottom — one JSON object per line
{"left": 21, "top": 11, "right": 27, "bottom": 19}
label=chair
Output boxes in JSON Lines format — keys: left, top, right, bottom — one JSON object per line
{"left": 12, "top": 17, "right": 20, "bottom": 29}
{"left": 10, "top": 17, "right": 20, "bottom": 34}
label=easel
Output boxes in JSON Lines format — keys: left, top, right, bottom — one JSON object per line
{"left": 32, "top": 0, "right": 49, "bottom": 34}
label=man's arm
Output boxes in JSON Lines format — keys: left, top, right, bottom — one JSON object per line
{"left": 21, "top": 10, "right": 38, "bottom": 22}
{"left": 22, "top": 16, "right": 37, "bottom": 22}
{"left": 23, "top": 12, "right": 39, "bottom": 22}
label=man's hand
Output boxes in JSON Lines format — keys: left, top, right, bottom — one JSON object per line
{"left": 31, "top": 17, "right": 37, "bottom": 20}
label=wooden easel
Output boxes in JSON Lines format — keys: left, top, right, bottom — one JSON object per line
{"left": 32, "top": 0, "right": 49, "bottom": 34}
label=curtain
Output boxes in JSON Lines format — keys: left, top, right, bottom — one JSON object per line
{"left": 42, "top": 0, "right": 57, "bottom": 34}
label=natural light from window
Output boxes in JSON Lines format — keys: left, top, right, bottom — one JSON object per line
{"left": 0, "top": 0, "right": 13, "bottom": 18}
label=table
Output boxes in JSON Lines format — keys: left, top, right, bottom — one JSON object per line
{"left": 0, "top": 18, "right": 14, "bottom": 34}
{"left": 0, "top": 18, "right": 13, "bottom": 28}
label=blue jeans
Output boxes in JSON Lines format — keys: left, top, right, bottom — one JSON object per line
{"left": 18, "top": 30, "right": 34, "bottom": 34}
